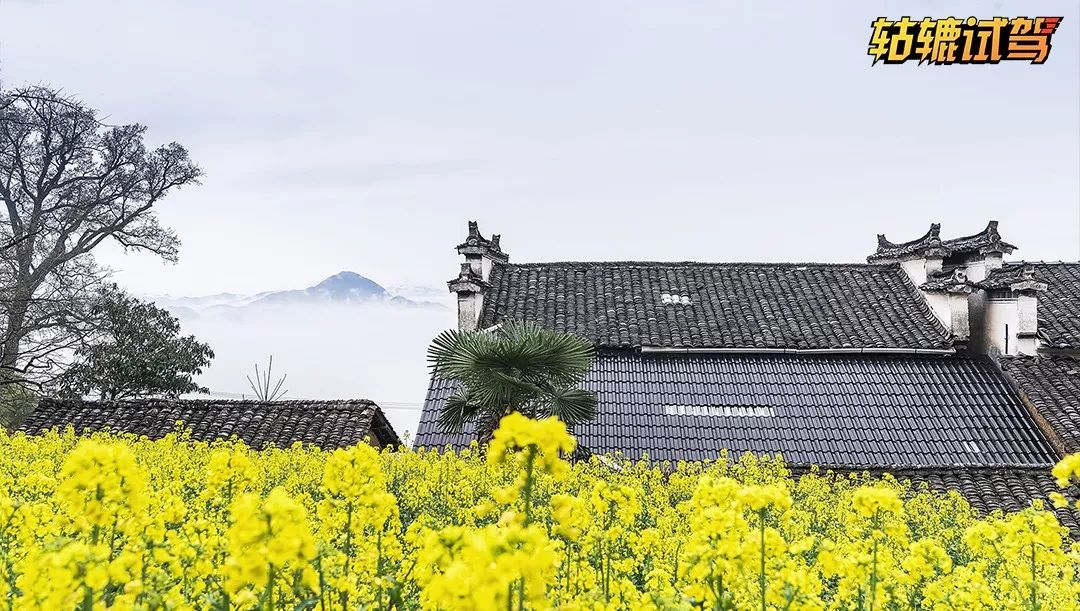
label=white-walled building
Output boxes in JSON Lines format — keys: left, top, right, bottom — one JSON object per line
{"left": 867, "top": 220, "right": 1079, "bottom": 359}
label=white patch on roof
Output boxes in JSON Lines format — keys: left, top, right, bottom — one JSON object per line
{"left": 660, "top": 293, "right": 692, "bottom": 305}
{"left": 663, "top": 405, "right": 775, "bottom": 417}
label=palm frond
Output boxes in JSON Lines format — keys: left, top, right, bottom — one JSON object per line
{"left": 536, "top": 387, "right": 597, "bottom": 425}
{"left": 427, "top": 321, "right": 599, "bottom": 441}
{"left": 436, "top": 387, "right": 481, "bottom": 433}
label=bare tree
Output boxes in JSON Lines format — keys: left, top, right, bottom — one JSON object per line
{"left": 246, "top": 355, "right": 289, "bottom": 402}
{"left": 0, "top": 86, "right": 201, "bottom": 387}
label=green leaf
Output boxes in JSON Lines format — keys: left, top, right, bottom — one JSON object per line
{"left": 427, "top": 321, "right": 597, "bottom": 442}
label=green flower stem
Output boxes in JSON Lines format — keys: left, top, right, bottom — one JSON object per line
{"left": 759, "top": 509, "right": 767, "bottom": 611}
{"left": 522, "top": 446, "right": 537, "bottom": 525}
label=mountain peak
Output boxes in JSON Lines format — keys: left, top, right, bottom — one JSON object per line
{"left": 329, "top": 271, "right": 366, "bottom": 281}
{"left": 151, "top": 271, "right": 449, "bottom": 312}
{"left": 312, "top": 271, "right": 388, "bottom": 296}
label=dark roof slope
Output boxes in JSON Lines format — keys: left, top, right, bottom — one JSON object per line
{"left": 1022, "top": 262, "right": 1080, "bottom": 349}
{"left": 19, "top": 398, "right": 400, "bottom": 449}
{"left": 417, "top": 352, "right": 1054, "bottom": 468}
{"left": 1001, "top": 356, "right": 1080, "bottom": 455}
{"left": 477, "top": 262, "right": 951, "bottom": 350}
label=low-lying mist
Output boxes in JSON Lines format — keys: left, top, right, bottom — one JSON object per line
{"left": 171, "top": 301, "right": 453, "bottom": 439}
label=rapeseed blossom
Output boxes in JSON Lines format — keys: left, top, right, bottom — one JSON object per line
{"left": 0, "top": 423, "right": 1077, "bottom": 609}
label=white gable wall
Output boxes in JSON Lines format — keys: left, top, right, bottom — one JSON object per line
{"left": 985, "top": 298, "right": 1021, "bottom": 356}
{"left": 925, "top": 292, "right": 953, "bottom": 333}
{"left": 901, "top": 259, "right": 928, "bottom": 286}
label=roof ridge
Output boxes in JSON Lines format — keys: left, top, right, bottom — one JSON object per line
{"left": 38, "top": 398, "right": 377, "bottom": 409}
{"left": 796, "top": 463, "right": 1057, "bottom": 471}
{"left": 941, "top": 220, "right": 999, "bottom": 245}
{"left": 877, "top": 223, "right": 941, "bottom": 251}
{"left": 803, "top": 465, "right": 1057, "bottom": 473}
{"left": 496, "top": 260, "right": 892, "bottom": 269}
{"left": 1001, "top": 354, "right": 1080, "bottom": 362}
{"left": 600, "top": 350, "right": 975, "bottom": 360}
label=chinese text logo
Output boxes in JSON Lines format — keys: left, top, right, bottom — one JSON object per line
{"left": 869, "top": 17, "right": 1062, "bottom": 65}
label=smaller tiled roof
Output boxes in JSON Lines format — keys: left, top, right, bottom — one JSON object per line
{"left": 977, "top": 263, "right": 1049, "bottom": 292}
{"left": 417, "top": 352, "right": 1055, "bottom": 468}
{"left": 1001, "top": 356, "right": 1080, "bottom": 455}
{"left": 824, "top": 467, "right": 1077, "bottom": 532}
{"left": 18, "top": 398, "right": 400, "bottom": 449}
{"left": 478, "top": 262, "right": 951, "bottom": 350}
{"left": 1018, "top": 262, "right": 1080, "bottom": 349}
{"left": 921, "top": 268, "right": 975, "bottom": 293}
{"left": 869, "top": 221, "right": 1016, "bottom": 262}
{"left": 448, "top": 262, "right": 489, "bottom": 293}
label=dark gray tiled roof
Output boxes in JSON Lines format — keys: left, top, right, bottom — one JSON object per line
{"left": 416, "top": 352, "right": 1055, "bottom": 468}
{"left": 1001, "top": 356, "right": 1080, "bottom": 455}
{"left": 477, "top": 262, "right": 951, "bottom": 350}
{"left": 824, "top": 467, "right": 1077, "bottom": 532}
{"left": 868, "top": 221, "right": 1015, "bottom": 262}
{"left": 1022, "top": 262, "right": 1080, "bottom": 349}
{"left": 19, "top": 398, "right": 401, "bottom": 449}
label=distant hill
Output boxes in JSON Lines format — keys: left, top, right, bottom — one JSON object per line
{"left": 251, "top": 271, "right": 391, "bottom": 306}
{"left": 147, "top": 272, "right": 445, "bottom": 317}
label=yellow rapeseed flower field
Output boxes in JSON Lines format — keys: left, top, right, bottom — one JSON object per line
{"left": 1, "top": 413, "right": 1079, "bottom": 610}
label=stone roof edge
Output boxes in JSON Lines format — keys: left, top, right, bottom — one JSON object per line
{"left": 36, "top": 397, "right": 380, "bottom": 410}
{"left": 791, "top": 464, "right": 1056, "bottom": 474}
{"left": 488, "top": 260, "right": 905, "bottom": 269}
{"left": 868, "top": 220, "right": 1016, "bottom": 262}
{"left": 942, "top": 220, "right": 996, "bottom": 244}
{"left": 874, "top": 222, "right": 941, "bottom": 252}
{"left": 994, "top": 357, "right": 1070, "bottom": 459}
{"left": 367, "top": 404, "right": 402, "bottom": 448}
{"left": 637, "top": 346, "right": 956, "bottom": 355}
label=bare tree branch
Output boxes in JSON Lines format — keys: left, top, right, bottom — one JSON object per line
{"left": 0, "top": 85, "right": 201, "bottom": 386}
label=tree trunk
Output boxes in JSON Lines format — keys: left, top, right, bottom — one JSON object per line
{"left": 475, "top": 406, "right": 509, "bottom": 447}
{"left": 0, "top": 300, "right": 28, "bottom": 379}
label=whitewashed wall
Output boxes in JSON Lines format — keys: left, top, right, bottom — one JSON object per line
{"left": 985, "top": 299, "right": 1020, "bottom": 356}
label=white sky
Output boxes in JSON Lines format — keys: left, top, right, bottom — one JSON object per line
{"left": 2, "top": 1, "right": 1079, "bottom": 434}
{"left": 1, "top": 0, "right": 1076, "bottom": 296}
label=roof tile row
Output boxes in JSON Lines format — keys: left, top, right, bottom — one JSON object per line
{"left": 416, "top": 352, "right": 1055, "bottom": 468}
{"left": 478, "top": 262, "right": 951, "bottom": 350}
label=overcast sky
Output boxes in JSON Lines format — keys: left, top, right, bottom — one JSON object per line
{"left": 1, "top": 0, "right": 1077, "bottom": 296}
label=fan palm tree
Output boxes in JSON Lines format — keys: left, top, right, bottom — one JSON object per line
{"left": 427, "top": 321, "right": 597, "bottom": 445}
